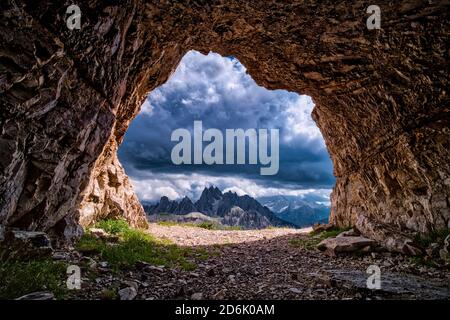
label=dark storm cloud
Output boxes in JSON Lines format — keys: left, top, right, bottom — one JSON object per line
{"left": 118, "top": 51, "right": 335, "bottom": 201}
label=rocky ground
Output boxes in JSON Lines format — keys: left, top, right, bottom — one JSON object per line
{"left": 55, "top": 224, "right": 450, "bottom": 300}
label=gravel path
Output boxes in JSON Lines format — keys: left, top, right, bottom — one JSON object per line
{"left": 147, "top": 223, "right": 311, "bottom": 246}
{"left": 68, "top": 224, "right": 450, "bottom": 300}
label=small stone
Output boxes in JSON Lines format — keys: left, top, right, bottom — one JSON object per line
{"left": 16, "top": 291, "right": 55, "bottom": 300}
{"left": 314, "top": 273, "right": 334, "bottom": 287}
{"left": 118, "top": 287, "right": 137, "bottom": 300}
{"left": 191, "top": 292, "right": 203, "bottom": 300}
{"left": 382, "top": 260, "right": 393, "bottom": 267}
{"left": 147, "top": 265, "right": 165, "bottom": 272}
{"left": 52, "top": 251, "right": 70, "bottom": 261}
{"left": 5, "top": 230, "right": 53, "bottom": 258}
{"left": 289, "top": 288, "right": 302, "bottom": 294}
{"left": 89, "top": 228, "right": 109, "bottom": 238}
{"left": 135, "top": 261, "right": 151, "bottom": 270}
{"left": 122, "top": 280, "right": 139, "bottom": 291}
{"left": 443, "top": 235, "right": 450, "bottom": 252}
{"left": 336, "top": 229, "right": 359, "bottom": 238}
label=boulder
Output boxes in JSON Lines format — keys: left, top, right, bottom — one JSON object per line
{"left": 317, "top": 236, "right": 375, "bottom": 256}
{"left": 1, "top": 230, "right": 52, "bottom": 259}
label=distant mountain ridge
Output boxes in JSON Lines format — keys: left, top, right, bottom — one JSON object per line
{"left": 258, "top": 195, "right": 330, "bottom": 227}
{"left": 144, "top": 186, "right": 293, "bottom": 229}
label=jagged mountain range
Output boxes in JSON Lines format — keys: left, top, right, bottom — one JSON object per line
{"left": 144, "top": 186, "right": 293, "bottom": 229}
{"left": 144, "top": 187, "right": 331, "bottom": 229}
{"left": 258, "top": 195, "right": 330, "bottom": 227}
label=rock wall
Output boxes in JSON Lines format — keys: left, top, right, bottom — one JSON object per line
{"left": 77, "top": 136, "right": 148, "bottom": 229}
{"left": 0, "top": 0, "right": 449, "bottom": 245}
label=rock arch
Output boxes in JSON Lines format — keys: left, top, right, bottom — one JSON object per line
{"left": 0, "top": 1, "right": 448, "bottom": 250}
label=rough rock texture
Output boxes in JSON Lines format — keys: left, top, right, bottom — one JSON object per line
{"left": 356, "top": 215, "right": 423, "bottom": 255}
{"left": 77, "top": 138, "right": 148, "bottom": 229}
{"left": 317, "top": 235, "right": 375, "bottom": 256}
{"left": 0, "top": 229, "right": 53, "bottom": 259}
{"left": 0, "top": 1, "right": 449, "bottom": 243}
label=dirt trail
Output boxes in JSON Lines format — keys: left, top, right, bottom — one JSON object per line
{"left": 147, "top": 224, "right": 311, "bottom": 246}
{"left": 139, "top": 224, "right": 450, "bottom": 300}
{"left": 70, "top": 224, "right": 450, "bottom": 300}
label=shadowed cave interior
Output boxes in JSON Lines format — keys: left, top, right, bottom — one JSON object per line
{"left": 0, "top": 1, "right": 448, "bottom": 256}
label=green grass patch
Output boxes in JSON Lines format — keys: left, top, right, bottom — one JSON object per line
{"left": 77, "top": 219, "right": 208, "bottom": 271}
{"left": 312, "top": 227, "right": 350, "bottom": 239}
{"left": 95, "top": 219, "right": 130, "bottom": 235}
{"left": 0, "top": 259, "right": 67, "bottom": 299}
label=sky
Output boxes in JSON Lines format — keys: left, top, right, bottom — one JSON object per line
{"left": 118, "top": 51, "right": 335, "bottom": 203}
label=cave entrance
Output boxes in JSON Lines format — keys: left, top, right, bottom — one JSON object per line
{"left": 117, "top": 50, "right": 335, "bottom": 230}
{"left": 0, "top": 1, "right": 447, "bottom": 252}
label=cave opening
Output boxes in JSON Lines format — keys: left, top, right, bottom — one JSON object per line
{"left": 117, "top": 50, "right": 335, "bottom": 230}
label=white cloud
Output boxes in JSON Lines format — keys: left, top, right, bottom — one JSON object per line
{"left": 283, "top": 95, "right": 323, "bottom": 142}
{"left": 140, "top": 100, "right": 153, "bottom": 115}
{"left": 120, "top": 50, "right": 335, "bottom": 202}
{"left": 130, "top": 169, "right": 331, "bottom": 202}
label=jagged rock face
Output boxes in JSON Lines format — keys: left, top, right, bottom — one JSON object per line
{"left": 77, "top": 138, "right": 148, "bottom": 229}
{"left": 221, "top": 207, "right": 273, "bottom": 230}
{"left": 0, "top": 1, "right": 449, "bottom": 242}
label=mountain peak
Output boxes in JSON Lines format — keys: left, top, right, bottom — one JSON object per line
{"left": 200, "top": 185, "right": 223, "bottom": 198}
{"left": 146, "top": 187, "right": 294, "bottom": 229}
